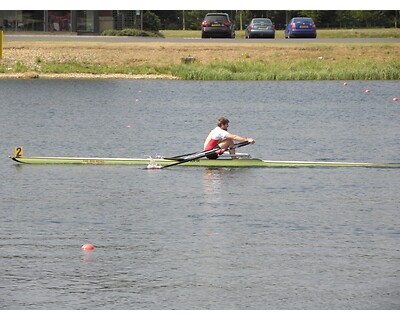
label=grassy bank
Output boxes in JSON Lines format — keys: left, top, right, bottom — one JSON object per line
{"left": 1, "top": 34, "right": 399, "bottom": 80}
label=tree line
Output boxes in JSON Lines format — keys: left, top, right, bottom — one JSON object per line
{"left": 142, "top": 10, "right": 399, "bottom": 31}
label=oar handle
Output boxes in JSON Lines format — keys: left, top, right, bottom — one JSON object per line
{"left": 234, "top": 141, "right": 251, "bottom": 148}
{"left": 169, "top": 141, "right": 249, "bottom": 160}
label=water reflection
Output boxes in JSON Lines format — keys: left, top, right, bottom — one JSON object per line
{"left": 202, "top": 168, "right": 224, "bottom": 201}
{"left": 82, "top": 251, "right": 93, "bottom": 264}
{"left": 201, "top": 168, "right": 244, "bottom": 215}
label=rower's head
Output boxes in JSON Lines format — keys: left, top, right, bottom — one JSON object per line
{"left": 217, "top": 117, "right": 229, "bottom": 129}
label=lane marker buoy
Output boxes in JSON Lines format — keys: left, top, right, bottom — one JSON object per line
{"left": 82, "top": 243, "right": 95, "bottom": 251}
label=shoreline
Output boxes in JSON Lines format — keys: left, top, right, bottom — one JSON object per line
{"left": 0, "top": 72, "right": 179, "bottom": 80}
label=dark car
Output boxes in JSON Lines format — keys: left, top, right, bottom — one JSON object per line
{"left": 285, "top": 17, "right": 317, "bottom": 39}
{"left": 201, "top": 13, "right": 235, "bottom": 39}
{"left": 245, "top": 18, "right": 275, "bottom": 39}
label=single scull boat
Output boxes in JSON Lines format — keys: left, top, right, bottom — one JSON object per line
{"left": 9, "top": 147, "right": 400, "bottom": 168}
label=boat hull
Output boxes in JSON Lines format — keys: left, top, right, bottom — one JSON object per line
{"left": 10, "top": 156, "right": 400, "bottom": 168}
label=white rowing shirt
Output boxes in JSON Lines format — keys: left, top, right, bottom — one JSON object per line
{"left": 204, "top": 126, "right": 229, "bottom": 150}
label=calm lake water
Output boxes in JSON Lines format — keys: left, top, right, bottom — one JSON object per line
{"left": 1, "top": 80, "right": 399, "bottom": 309}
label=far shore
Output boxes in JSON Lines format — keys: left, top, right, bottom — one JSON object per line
{"left": 1, "top": 31, "right": 399, "bottom": 80}
{"left": 0, "top": 72, "right": 178, "bottom": 80}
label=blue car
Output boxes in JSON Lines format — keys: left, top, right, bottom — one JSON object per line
{"left": 285, "top": 17, "right": 317, "bottom": 39}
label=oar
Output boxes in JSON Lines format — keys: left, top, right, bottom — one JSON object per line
{"left": 167, "top": 150, "right": 201, "bottom": 160}
{"left": 160, "top": 141, "right": 250, "bottom": 169}
{"left": 168, "top": 141, "right": 250, "bottom": 160}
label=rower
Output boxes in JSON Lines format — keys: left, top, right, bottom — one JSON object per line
{"left": 203, "top": 117, "right": 255, "bottom": 159}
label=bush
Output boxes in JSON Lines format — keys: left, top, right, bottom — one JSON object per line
{"left": 101, "top": 28, "right": 164, "bottom": 38}
{"left": 143, "top": 11, "right": 161, "bottom": 31}
{"left": 101, "top": 29, "right": 119, "bottom": 36}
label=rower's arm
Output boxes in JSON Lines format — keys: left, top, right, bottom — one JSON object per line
{"left": 226, "top": 133, "right": 255, "bottom": 144}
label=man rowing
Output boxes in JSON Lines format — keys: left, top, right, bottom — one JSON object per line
{"left": 204, "top": 117, "right": 256, "bottom": 159}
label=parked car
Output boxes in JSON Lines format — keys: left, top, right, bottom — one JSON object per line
{"left": 201, "top": 13, "right": 235, "bottom": 39}
{"left": 245, "top": 18, "right": 275, "bottom": 39}
{"left": 285, "top": 17, "right": 317, "bottom": 38}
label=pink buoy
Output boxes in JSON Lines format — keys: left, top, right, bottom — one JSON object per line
{"left": 82, "top": 243, "right": 95, "bottom": 251}
{"left": 393, "top": 97, "right": 399, "bottom": 102}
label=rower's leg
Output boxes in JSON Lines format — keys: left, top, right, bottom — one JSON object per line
{"left": 219, "top": 139, "right": 236, "bottom": 156}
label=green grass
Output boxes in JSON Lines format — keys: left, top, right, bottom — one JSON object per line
{"left": 25, "top": 51, "right": 399, "bottom": 80}
{"left": 13, "top": 61, "right": 28, "bottom": 73}
{"left": 38, "top": 61, "right": 168, "bottom": 76}
{"left": 5, "top": 55, "right": 400, "bottom": 81}
{"left": 169, "top": 60, "right": 400, "bottom": 80}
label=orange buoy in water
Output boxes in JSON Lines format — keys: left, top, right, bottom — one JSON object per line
{"left": 82, "top": 243, "right": 95, "bottom": 251}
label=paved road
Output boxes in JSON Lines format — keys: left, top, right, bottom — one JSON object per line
{"left": 4, "top": 34, "right": 400, "bottom": 43}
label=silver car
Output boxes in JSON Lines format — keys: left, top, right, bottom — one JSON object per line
{"left": 245, "top": 18, "right": 275, "bottom": 39}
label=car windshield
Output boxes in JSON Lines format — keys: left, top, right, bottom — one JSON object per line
{"left": 293, "top": 18, "right": 313, "bottom": 23}
{"left": 205, "top": 15, "right": 228, "bottom": 23}
{"left": 252, "top": 19, "right": 272, "bottom": 26}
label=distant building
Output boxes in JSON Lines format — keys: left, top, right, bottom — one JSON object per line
{"left": 0, "top": 10, "right": 142, "bottom": 34}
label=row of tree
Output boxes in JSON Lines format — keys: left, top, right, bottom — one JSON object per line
{"left": 143, "top": 10, "right": 399, "bottom": 31}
